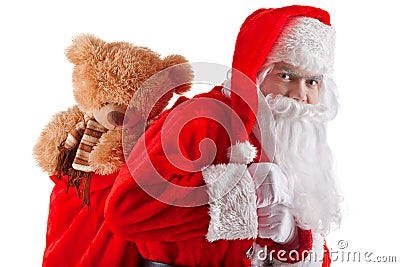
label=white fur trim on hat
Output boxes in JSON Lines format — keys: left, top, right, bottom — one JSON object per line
{"left": 227, "top": 141, "right": 258, "bottom": 164}
{"left": 266, "top": 16, "right": 336, "bottom": 74}
{"left": 202, "top": 163, "right": 258, "bottom": 241}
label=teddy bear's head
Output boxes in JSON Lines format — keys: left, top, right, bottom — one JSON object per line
{"left": 65, "top": 34, "right": 192, "bottom": 130}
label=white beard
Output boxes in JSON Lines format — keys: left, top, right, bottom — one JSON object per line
{"left": 253, "top": 93, "right": 342, "bottom": 235}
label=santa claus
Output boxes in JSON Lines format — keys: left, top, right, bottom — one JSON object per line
{"left": 105, "top": 5, "right": 342, "bottom": 267}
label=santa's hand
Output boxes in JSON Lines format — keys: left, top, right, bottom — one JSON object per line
{"left": 258, "top": 203, "right": 297, "bottom": 244}
{"left": 247, "top": 162, "right": 293, "bottom": 208}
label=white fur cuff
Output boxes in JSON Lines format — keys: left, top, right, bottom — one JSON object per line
{"left": 202, "top": 163, "right": 258, "bottom": 241}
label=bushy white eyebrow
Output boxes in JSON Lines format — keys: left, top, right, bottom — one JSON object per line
{"left": 277, "top": 65, "right": 323, "bottom": 81}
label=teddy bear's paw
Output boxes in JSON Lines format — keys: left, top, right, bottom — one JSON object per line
{"left": 89, "top": 130, "right": 125, "bottom": 175}
{"left": 33, "top": 105, "right": 84, "bottom": 175}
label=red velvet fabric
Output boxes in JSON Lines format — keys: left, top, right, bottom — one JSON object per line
{"left": 43, "top": 173, "right": 139, "bottom": 267}
{"left": 105, "top": 88, "right": 327, "bottom": 266}
{"left": 106, "top": 89, "right": 255, "bottom": 266}
{"left": 322, "top": 241, "right": 332, "bottom": 267}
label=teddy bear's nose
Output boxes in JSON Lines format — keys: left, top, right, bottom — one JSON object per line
{"left": 93, "top": 103, "right": 128, "bottom": 130}
{"left": 107, "top": 111, "right": 125, "bottom": 128}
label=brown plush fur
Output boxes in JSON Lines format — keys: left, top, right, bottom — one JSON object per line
{"left": 33, "top": 33, "right": 192, "bottom": 177}
{"left": 33, "top": 105, "right": 84, "bottom": 174}
{"left": 89, "top": 130, "right": 124, "bottom": 175}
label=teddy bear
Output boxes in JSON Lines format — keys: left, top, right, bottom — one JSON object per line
{"left": 33, "top": 33, "right": 192, "bottom": 204}
{"left": 33, "top": 33, "right": 192, "bottom": 267}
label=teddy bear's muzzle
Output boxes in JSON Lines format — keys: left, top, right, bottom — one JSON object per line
{"left": 93, "top": 103, "right": 127, "bottom": 130}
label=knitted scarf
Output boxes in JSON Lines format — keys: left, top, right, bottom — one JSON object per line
{"left": 56, "top": 118, "right": 107, "bottom": 206}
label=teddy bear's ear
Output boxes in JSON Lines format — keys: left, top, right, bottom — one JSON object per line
{"left": 162, "top": 55, "right": 193, "bottom": 95}
{"left": 65, "top": 34, "right": 106, "bottom": 64}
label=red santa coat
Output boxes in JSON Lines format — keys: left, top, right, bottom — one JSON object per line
{"left": 105, "top": 88, "right": 331, "bottom": 266}
{"left": 105, "top": 5, "right": 334, "bottom": 267}
{"left": 43, "top": 173, "right": 140, "bottom": 267}
{"left": 105, "top": 90, "right": 253, "bottom": 266}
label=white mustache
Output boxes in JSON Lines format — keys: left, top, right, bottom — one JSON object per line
{"left": 265, "top": 94, "right": 330, "bottom": 121}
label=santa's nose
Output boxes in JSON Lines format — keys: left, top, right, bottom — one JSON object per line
{"left": 288, "top": 82, "right": 307, "bottom": 102}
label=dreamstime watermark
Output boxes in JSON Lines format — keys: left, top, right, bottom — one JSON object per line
{"left": 331, "top": 240, "right": 397, "bottom": 264}
{"left": 253, "top": 240, "right": 398, "bottom": 264}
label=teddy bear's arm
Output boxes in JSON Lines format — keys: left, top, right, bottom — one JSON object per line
{"left": 88, "top": 130, "right": 123, "bottom": 175}
{"left": 90, "top": 128, "right": 143, "bottom": 175}
{"left": 33, "top": 105, "right": 84, "bottom": 175}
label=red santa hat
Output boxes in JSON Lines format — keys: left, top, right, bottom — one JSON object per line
{"left": 230, "top": 5, "right": 334, "bottom": 141}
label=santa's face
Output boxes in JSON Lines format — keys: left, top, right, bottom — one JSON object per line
{"left": 259, "top": 62, "right": 323, "bottom": 104}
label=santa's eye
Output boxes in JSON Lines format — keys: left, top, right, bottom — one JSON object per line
{"left": 307, "top": 79, "right": 320, "bottom": 87}
{"left": 279, "top": 73, "right": 291, "bottom": 80}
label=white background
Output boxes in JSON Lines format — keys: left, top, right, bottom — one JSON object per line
{"left": 1, "top": 0, "right": 399, "bottom": 266}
